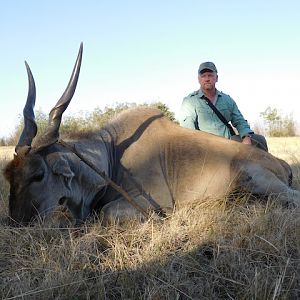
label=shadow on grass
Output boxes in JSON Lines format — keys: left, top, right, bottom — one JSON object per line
{"left": 0, "top": 201, "right": 299, "bottom": 300}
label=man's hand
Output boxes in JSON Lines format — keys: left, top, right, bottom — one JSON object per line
{"left": 242, "top": 136, "right": 252, "bottom": 145}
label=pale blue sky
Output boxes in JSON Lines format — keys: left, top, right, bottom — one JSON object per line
{"left": 1, "top": 1, "right": 300, "bottom": 137}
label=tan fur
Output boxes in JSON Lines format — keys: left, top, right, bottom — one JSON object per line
{"left": 4, "top": 107, "right": 300, "bottom": 225}
{"left": 99, "top": 108, "right": 300, "bottom": 222}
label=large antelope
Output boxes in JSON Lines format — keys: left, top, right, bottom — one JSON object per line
{"left": 4, "top": 44, "right": 300, "bottom": 225}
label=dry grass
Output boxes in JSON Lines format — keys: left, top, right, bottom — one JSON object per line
{"left": 0, "top": 139, "right": 300, "bottom": 299}
{"left": 267, "top": 137, "right": 300, "bottom": 189}
{"left": 267, "top": 137, "right": 300, "bottom": 164}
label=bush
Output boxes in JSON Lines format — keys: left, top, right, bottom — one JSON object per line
{"left": 260, "top": 107, "right": 297, "bottom": 137}
{"left": 3, "top": 102, "right": 178, "bottom": 145}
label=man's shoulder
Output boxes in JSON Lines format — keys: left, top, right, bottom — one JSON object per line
{"left": 186, "top": 90, "right": 199, "bottom": 98}
{"left": 218, "top": 91, "right": 235, "bottom": 102}
{"left": 183, "top": 90, "right": 199, "bottom": 100}
{"left": 218, "top": 90, "right": 231, "bottom": 98}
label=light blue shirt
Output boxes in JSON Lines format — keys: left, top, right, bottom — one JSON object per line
{"left": 179, "top": 89, "right": 253, "bottom": 139}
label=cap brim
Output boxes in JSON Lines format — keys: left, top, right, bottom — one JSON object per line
{"left": 198, "top": 68, "right": 215, "bottom": 74}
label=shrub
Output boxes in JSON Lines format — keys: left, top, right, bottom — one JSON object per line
{"left": 260, "top": 107, "right": 297, "bottom": 137}
{"left": 3, "top": 102, "right": 178, "bottom": 145}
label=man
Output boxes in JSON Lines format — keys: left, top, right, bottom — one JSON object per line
{"left": 179, "top": 61, "right": 268, "bottom": 151}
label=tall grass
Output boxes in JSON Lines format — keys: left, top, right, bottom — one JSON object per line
{"left": 0, "top": 139, "right": 299, "bottom": 299}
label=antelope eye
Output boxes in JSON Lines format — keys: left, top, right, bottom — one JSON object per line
{"left": 31, "top": 170, "right": 44, "bottom": 182}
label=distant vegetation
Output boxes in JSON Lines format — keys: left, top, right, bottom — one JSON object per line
{"left": 0, "top": 102, "right": 177, "bottom": 146}
{"left": 1, "top": 103, "right": 298, "bottom": 146}
{"left": 259, "top": 106, "right": 297, "bottom": 137}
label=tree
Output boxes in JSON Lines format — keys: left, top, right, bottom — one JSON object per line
{"left": 149, "top": 102, "right": 178, "bottom": 123}
{"left": 260, "top": 107, "right": 296, "bottom": 137}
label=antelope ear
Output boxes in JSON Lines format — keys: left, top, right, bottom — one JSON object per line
{"left": 47, "top": 153, "right": 74, "bottom": 189}
{"left": 3, "top": 154, "right": 22, "bottom": 181}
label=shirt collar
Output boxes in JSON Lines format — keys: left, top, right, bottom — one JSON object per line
{"left": 198, "top": 89, "right": 221, "bottom": 99}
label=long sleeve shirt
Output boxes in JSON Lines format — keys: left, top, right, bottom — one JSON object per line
{"left": 179, "top": 89, "right": 253, "bottom": 139}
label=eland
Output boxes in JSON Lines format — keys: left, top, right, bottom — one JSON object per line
{"left": 4, "top": 43, "right": 300, "bottom": 225}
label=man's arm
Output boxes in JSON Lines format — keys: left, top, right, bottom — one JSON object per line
{"left": 179, "top": 98, "right": 199, "bottom": 130}
{"left": 230, "top": 99, "right": 254, "bottom": 139}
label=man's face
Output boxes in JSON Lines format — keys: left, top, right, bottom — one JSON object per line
{"left": 198, "top": 71, "right": 218, "bottom": 91}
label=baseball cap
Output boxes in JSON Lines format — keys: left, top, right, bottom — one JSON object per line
{"left": 198, "top": 62, "right": 218, "bottom": 74}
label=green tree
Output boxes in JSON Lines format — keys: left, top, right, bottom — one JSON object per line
{"left": 260, "top": 107, "right": 296, "bottom": 137}
{"left": 149, "top": 101, "right": 178, "bottom": 123}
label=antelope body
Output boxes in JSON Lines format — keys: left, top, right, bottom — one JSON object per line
{"left": 4, "top": 44, "right": 300, "bottom": 225}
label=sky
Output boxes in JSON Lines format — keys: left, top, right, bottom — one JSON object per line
{"left": 1, "top": 0, "right": 300, "bottom": 138}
